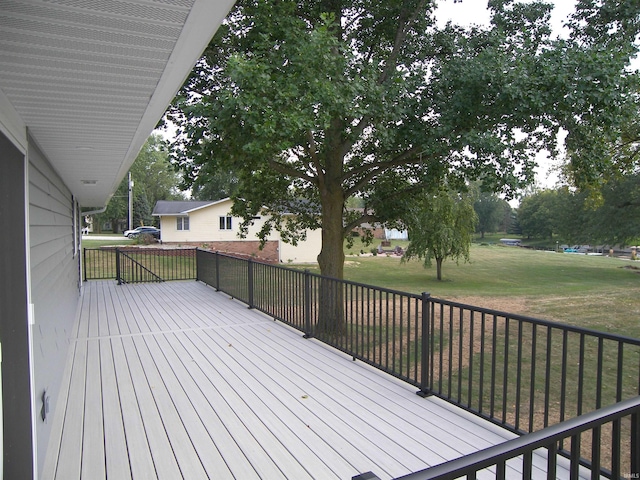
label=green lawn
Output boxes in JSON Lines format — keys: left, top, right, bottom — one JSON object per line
{"left": 82, "top": 235, "right": 132, "bottom": 249}
{"left": 336, "top": 242, "right": 640, "bottom": 338}
{"left": 83, "top": 235, "right": 640, "bottom": 338}
{"left": 342, "top": 244, "right": 636, "bottom": 295}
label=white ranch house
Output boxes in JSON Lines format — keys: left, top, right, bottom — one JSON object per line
{"left": 153, "top": 199, "right": 322, "bottom": 264}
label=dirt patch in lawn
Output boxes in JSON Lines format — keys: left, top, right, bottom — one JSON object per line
{"left": 444, "top": 295, "right": 531, "bottom": 316}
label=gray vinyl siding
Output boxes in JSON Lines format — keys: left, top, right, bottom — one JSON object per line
{"left": 28, "top": 137, "right": 81, "bottom": 476}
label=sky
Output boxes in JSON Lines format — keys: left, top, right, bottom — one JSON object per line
{"left": 435, "top": 0, "right": 577, "bottom": 32}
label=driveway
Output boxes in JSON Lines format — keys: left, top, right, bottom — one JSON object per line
{"left": 82, "top": 235, "right": 131, "bottom": 241}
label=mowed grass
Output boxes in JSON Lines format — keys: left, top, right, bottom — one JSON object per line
{"left": 82, "top": 236, "right": 132, "bottom": 249}
{"left": 330, "top": 243, "right": 640, "bottom": 339}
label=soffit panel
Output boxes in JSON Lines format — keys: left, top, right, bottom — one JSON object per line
{"left": 0, "top": 0, "right": 234, "bottom": 207}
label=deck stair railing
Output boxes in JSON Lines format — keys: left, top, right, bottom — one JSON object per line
{"left": 116, "top": 248, "right": 163, "bottom": 284}
{"left": 195, "top": 249, "right": 640, "bottom": 479}
{"left": 361, "top": 395, "right": 640, "bottom": 480}
{"left": 83, "top": 247, "right": 197, "bottom": 283}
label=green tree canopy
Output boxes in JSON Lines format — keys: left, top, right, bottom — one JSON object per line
{"left": 517, "top": 176, "right": 640, "bottom": 246}
{"left": 517, "top": 189, "right": 559, "bottom": 239}
{"left": 593, "top": 174, "right": 640, "bottom": 245}
{"left": 94, "top": 135, "right": 183, "bottom": 232}
{"left": 402, "top": 187, "right": 478, "bottom": 281}
{"left": 169, "top": 0, "right": 639, "bottom": 286}
{"left": 472, "top": 187, "right": 510, "bottom": 238}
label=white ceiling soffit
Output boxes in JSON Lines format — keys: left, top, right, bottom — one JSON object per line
{"left": 0, "top": 0, "right": 235, "bottom": 207}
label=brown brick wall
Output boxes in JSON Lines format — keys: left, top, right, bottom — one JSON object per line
{"left": 164, "top": 240, "right": 280, "bottom": 263}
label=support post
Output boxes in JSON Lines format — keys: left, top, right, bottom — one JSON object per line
{"left": 352, "top": 473, "right": 381, "bottom": 480}
{"left": 195, "top": 249, "right": 200, "bottom": 283}
{"left": 215, "top": 251, "right": 220, "bottom": 291}
{"left": 115, "top": 248, "right": 122, "bottom": 285}
{"left": 247, "top": 257, "right": 254, "bottom": 309}
{"left": 417, "top": 291, "right": 432, "bottom": 397}
{"left": 303, "top": 269, "right": 313, "bottom": 338}
{"left": 632, "top": 410, "right": 640, "bottom": 479}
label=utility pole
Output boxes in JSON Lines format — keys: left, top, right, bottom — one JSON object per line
{"left": 128, "top": 171, "right": 134, "bottom": 230}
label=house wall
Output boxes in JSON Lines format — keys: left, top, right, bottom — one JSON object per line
{"left": 28, "top": 137, "right": 81, "bottom": 476}
{"left": 159, "top": 200, "right": 322, "bottom": 263}
{"left": 0, "top": 130, "right": 34, "bottom": 479}
{"left": 279, "top": 229, "right": 322, "bottom": 264}
{"left": 159, "top": 200, "right": 237, "bottom": 243}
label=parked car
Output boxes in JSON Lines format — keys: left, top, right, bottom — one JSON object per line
{"left": 123, "top": 226, "right": 160, "bottom": 239}
{"left": 564, "top": 244, "right": 590, "bottom": 253}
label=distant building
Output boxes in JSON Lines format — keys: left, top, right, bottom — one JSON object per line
{"left": 153, "top": 198, "right": 322, "bottom": 264}
{"left": 500, "top": 238, "right": 522, "bottom": 246}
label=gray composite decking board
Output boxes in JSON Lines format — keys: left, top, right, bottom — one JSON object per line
{"left": 109, "top": 336, "right": 157, "bottom": 479}
{"left": 164, "top": 329, "right": 293, "bottom": 480}
{"left": 150, "top": 333, "right": 253, "bottom": 479}
{"left": 219, "top": 321, "right": 483, "bottom": 463}
{"left": 44, "top": 280, "right": 585, "bottom": 480}
{"left": 203, "top": 333, "right": 423, "bottom": 477}
{"left": 81, "top": 339, "right": 106, "bottom": 480}
{"left": 54, "top": 340, "right": 86, "bottom": 480}
{"left": 178, "top": 328, "right": 325, "bottom": 479}
{"left": 131, "top": 334, "right": 211, "bottom": 479}
{"left": 99, "top": 337, "right": 133, "bottom": 480}
{"left": 199, "top": 316, "right": 549, "bottom": 480}
{"left": 119, "top": 334, "right": 185, "bottom": 480}
{"left": 180, "top": 326, "right": 368, "bottom": 478}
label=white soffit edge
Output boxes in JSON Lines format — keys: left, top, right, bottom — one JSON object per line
{"left": 0, "top": 0, "right": 235, "bottom": 207}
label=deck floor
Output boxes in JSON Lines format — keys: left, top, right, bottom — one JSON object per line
{"left": 42, "top": 280, "right": 575, "bottom": 480}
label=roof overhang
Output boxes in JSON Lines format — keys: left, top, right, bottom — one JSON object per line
{"left": 0, "top": 0, "right": 235, "bottom": 208}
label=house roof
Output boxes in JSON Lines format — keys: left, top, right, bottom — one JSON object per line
{"left": 0, "top": 0, "right": 235, "bottom": 208}
{"left": 152, "top": 199, "right": 229, "bottom": 216}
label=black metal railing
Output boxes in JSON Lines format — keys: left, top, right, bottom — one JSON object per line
{"left": 359, "top": 395, "right": 640, "bottom": 480}
{"left": 84, "top": 247, "right": 197, "bottom": 283}
{"left": 195, "top": 250, "right": 640, "bottom": 478}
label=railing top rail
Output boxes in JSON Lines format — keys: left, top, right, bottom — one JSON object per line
{"left": 429, "top": 296, "right": 640, "bottom": 345}
{"left": 394, "top": 395, "right": 640, "bottom": 480}
{"left": 202, "top": 249, "right": 640, "bottom": 345}
{"left": 199, "top": 249, "right": 424, "bottom": 299}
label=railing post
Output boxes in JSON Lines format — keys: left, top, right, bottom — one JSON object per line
{"left": 82, "top": 248, "right": 87, "bottom": 282}
{"left": 303, "top": 269, "right": 313, "bottom": 339}
{"left": 417, "top": 291, "right": 432, "bottom": 397}
{"left": 115, "top": 248, "right": 122, "bottom": 285}
{"left": 632, "top": 410, "right": 640, "bottom": 478}
{"left": 195, "top": 249, "right": 200, "bottom": 282}
{"left": 215, "top": 251, "right": 220, "bottom": 291}
{"left": 247, "top": 257, "right": 254, "bottom": 309}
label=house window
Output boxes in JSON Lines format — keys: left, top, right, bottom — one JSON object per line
{"left": 176, "top": 217, "right": 189, "bottom": 231}
{"left": 220, "top": 216, "right": 232, "bottom": 230}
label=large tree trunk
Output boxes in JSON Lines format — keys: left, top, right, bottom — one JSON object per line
{"left": 436, "top": 257, "right": 443, "bottom": 281}
{"left": 316, "top": 150, "right": 346, "bottom": 336}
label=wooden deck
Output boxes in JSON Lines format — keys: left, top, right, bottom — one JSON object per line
{"left": 41, "top": 280, "right": 577, "bottom": 480}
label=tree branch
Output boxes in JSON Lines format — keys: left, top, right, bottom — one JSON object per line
{"left": 378, "top": 0, "right": 430, "bottom": 86}
{"left": 267, "top": 158, "right": 317, "bottom": 184}
{"left": 344, "top": 146, "right": 423, "bottom": 197}
{"left": 306, "top": 130, "right": 325, "bottom": 182}
{"left": 337, "top": 0, "right": 429, "bottom": 167}
{"left": 343, "top": 212, "right": 379, "bottom": 236}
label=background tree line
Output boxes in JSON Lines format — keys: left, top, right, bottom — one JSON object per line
{"left": 91, "top": 135, "right": 184, "bottom": 233}
{"left": 516, "top": 174, "right": 640, "bottom": 246}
